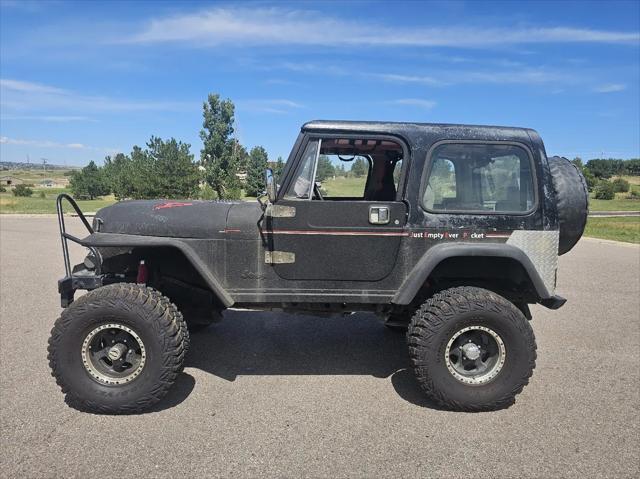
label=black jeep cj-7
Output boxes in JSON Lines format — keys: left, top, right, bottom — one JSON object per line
{"left": 49, "top": 121, "right": 588, "bottom": 413}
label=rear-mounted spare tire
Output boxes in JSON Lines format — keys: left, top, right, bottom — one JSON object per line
{"left": 548, "top": 156, "right": 589, "bottom": 255}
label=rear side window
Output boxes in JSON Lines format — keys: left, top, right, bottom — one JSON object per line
{"left": 423, "top": 143, "right": 535, "bottom": 213}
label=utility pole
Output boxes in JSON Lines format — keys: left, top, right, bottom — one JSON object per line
{"left": 41, "top": 158, "right": 48, "bottom": 182}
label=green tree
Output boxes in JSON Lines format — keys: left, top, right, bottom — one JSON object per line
{"left": 316, "top": 155, "right": 335, "bottom": 182}
{"left": 611, "top": 177, "right": 630, "bottom": 193}
{"left": 103, "top": 139, "right": 199, "bottom": 199}
{"left": 582, "top": 167, "right": 597, "bottom": 191}
{"left": 272, "top": 156, "right": 285, "bottom": 180}
{"left": 129, "top": 145, "right": 157, "bottom": 198}
{"left": 571, "top": 157, "right": 584, "bottom": 169}
{"left": 146, "top": 136, "right": 198, "bottom": 199}
{"left": 200, "top": 93, "right": 240, "bottom": 199}
{"left": 70, "top": 161, "right": 109, "bottom": 199}
{"left": 594, "top": 180, "right": 615, "bottom": 200}
{"left": 625, "top": 159, "right": 640, "bottom": 175}
{"left": 246, "top": 146, "right": 269, "bottom": 197}
{"left": 586, "top": 159, "right": 625, "bottom": 179}
{"left": 12, "top": 184, "right": 33, "bottom": 197}
{"left": 229, "top": 139, "right": 249, "bottom": 174}
{"left": 103, "top": 153, "right": 135, "bottom": 200}
{"left": 351, "top": 157, "right": 367, "bottom": 177}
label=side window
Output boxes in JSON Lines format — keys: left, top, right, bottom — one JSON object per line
{"left": 423, "top": 143, "right": 535, "bottom": 213}
{"left": 423, "top": 158, "right": 456, "bottom": 210}
{"left": 318, "top": 153, "right": 370, "bottom": 199}
{"left": 287, "top": 137, "right": 404, "bottom": 201}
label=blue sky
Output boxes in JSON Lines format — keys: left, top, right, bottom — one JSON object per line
{"left": 1, "top": 0, "right": 639, "bottom": 166}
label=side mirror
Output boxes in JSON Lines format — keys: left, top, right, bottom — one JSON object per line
{"left": 264, "top": 168, "right": 277, "bottom": 203}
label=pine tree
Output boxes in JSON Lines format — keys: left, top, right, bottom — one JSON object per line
{"left": 200, "top": 93, "right": 241, "bottom": 199}
{"left": 316, "top": 155, "right": 335, "bottom": 181}
{"left": 273, "top": 156, "right": 285, "bottom": 180}
{"left": 146, "top": 136, "right": 198, "bottom": 199}
{"left": 246, "top": 146, "right": 269, "bottom": 197}
{"left": 70, "top": 161, "right": 109, "bottom": 199}
{"left": 351, "top": 157, "right": 367, "bottom": 177}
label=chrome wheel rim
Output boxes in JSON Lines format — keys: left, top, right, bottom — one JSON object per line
{"left": 445, "top": 325, "right": 506, "bottom": 385}
{"left": 81, "top": 323, "right": 146, "bottom": 385}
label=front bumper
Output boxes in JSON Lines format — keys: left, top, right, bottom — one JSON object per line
{"left": 58, "top": 274, "right": 104, "bottom": 307}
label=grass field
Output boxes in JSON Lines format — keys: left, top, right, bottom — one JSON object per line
{"left": 321, "top": 176, "right": 367, "bottom": 197}
{"left": 1, "top": 168, "right": 73, "bottom": 187}
{"left": 589, "top": 176, "right": 640, "bottom": 211}
{"left": 584, "top": 217, "right": 640, "bottom": 244}
{"left": 0, "top": 189, "right": 116, "bottom": 214}
{"left": 589, "top": 196, "right": 640, "bottom": 211}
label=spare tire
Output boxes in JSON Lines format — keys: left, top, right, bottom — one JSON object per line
{"left": 548, "top": 156, "right": 589, "bottom": 255}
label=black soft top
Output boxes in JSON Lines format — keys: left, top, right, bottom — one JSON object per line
{"left": 302, "top": 120, "right": 538, "bottom": 145}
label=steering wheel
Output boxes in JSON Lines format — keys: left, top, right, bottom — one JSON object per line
{"left": 313, "top": 183, "right": 324, "bottom": 200}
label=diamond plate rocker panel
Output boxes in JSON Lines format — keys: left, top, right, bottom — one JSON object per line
{"left": 507, "top": 230, "right": 559, "bottom": 294}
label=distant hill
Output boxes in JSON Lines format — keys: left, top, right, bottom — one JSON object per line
{"left": 0, "top": 161, "right": 79, "bottom": 171}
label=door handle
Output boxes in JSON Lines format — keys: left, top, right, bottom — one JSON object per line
{"left": 369, "top": 206, "right": 390, "bottom": 225}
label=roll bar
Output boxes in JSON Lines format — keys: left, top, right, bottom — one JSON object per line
{"left": 56, "top": 194, "right": 95, "bottom": 276}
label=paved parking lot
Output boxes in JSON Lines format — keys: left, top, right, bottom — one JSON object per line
{"left": 1, "top": 216, "right": 639, "bottom": 478}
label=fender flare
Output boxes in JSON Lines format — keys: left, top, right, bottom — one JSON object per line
{"left": 78, "top": 233, "right": 234, "bottom": 307}
{"left": 392, "top": 242, "right": 551, "bottom": 305}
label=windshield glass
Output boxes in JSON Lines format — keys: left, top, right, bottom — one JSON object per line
{"left": 285, "top": 139, "right": 320, "bottom": 199}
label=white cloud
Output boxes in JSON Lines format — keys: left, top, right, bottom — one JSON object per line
{"left": 0, "top": 78, "right": 197, "bottom": 113}
{"left": 593, "top": 83, "right": 627, "bottom": 93}
{"left": 374, "top": 74, "right": 444, "bottom": 86}
{"left": 264, "top": 78, "right": 297, "bottom": 86}
{"left": 0, "top": 115, "right": 97, "bottom": 122}
{"left": 459, "top": 69, "right": 567, "bottom": 84}
{"left": 375, "top": 68, "right": 568, "bottom": 86}
{"left": 236, "top": 99, "right": 304, "bottom": 114}
{"left": 123, "top": 7, "right": 640, "bottom": 48}
{"left": 1, "top": 136, "right": 100, "bottom": 151}
{"left": 252, "top": 61, "right": 573, "bottom": 87}
{"left": 391, "top": 99, "right": 437, "bottom": 110}
{"left": 0, "top": 0, "right": 61, "bottom": 12}
{"left": 0, "top": 79, "right": 66, "bottom": 94}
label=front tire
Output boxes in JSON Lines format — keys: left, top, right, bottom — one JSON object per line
{"left": 407, "top": 286, "right": 536, "bottom": 411}
{"left": 48, "top": 283, "right": 189, "bottom": 414}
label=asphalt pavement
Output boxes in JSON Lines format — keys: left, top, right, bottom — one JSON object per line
{"left": 1, "top": 216, "right": 639, "bottom": 478}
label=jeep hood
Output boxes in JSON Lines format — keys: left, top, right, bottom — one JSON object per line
{"left": 94, "top": 200, "right": 240, "bottom": 239}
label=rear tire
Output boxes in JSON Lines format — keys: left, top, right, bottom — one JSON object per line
{"left": 48, "top": 283, "right": 188, "bottom": 414}
{"left": 407, "top": 286, "right": 536, "bottom": 411}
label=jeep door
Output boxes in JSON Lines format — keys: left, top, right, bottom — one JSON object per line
{"left": 264, "top": 136, "right": 408, "bottom": 282}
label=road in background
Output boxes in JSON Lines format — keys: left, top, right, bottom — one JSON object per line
{"left": 1, "top": 217, "right": 639, "bottom": 478}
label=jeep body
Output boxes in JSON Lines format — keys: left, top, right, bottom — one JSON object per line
{"left": 62, "top": 121, "right": 566, "bottom": 313}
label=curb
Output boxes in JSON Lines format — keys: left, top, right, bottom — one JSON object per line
{"left": 581, "top": 236, "right": 640, "bottom": 248}
{"left": 0, "top": 213, "right": 95, "bottom": 218}
{"left": 0, "top": 213, "right": 58, "bottom": 218}
{"left": 589, "top": 211, "right": 640, "bottom": 217}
